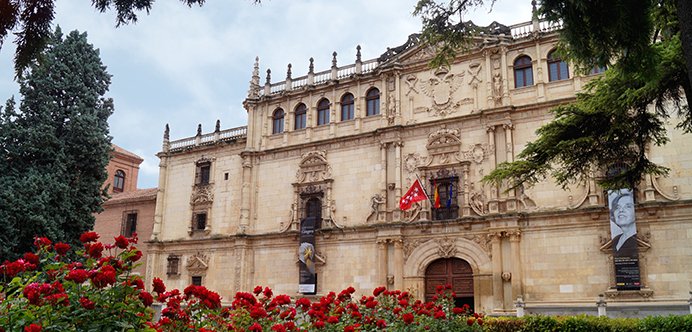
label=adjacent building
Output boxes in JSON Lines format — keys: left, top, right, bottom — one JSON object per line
{"left": 145, "top": 13, "right": 691, "bottom": 316}
{"left": 94, "top": 145, "right": 156, "bottom": 276}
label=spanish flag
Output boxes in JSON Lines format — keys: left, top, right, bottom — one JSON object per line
{"left": 433, "top": 181, "right": 441, "bottom": 208}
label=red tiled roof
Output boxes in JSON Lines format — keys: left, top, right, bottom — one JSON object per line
{"left": 104, "top": 188, "right": 157, "bottom": 205}
{"left": 112, "top": 144, "right": 144, "bottom": 162}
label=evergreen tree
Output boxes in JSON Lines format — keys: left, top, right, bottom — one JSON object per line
{"left": 0, "top": 28, "right": 112, "bottom": 260}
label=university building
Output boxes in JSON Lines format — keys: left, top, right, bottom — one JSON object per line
{"left": 144, "top": 13, "right": 691, "bottom": 316}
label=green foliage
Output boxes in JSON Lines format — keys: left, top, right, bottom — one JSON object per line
{"left": 0, "top": 28, "right": 112, "bottom": 261}
{"left": 637, "top": 315, "right": 692, "bottom": 332}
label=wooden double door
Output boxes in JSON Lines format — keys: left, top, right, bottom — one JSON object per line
{"left": 425, "top": 258, "right": 474, "bottom": 310}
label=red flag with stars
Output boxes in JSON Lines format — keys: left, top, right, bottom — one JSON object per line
{"left": 399, "top": 179, "right": 429, "bottom": 211}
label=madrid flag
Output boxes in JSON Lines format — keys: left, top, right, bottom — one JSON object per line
{"left": 399, "top": 179, "right": 429, "bottom": 211}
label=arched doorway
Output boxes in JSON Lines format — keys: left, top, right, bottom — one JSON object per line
{"left": 425, "top": 258, "right": 474, "bottom": 310}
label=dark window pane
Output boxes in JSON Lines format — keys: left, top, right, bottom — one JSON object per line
{"left": 195, "top": 213, "right": 207, "bottom": 230}
{"left": 366, "top": 88, "right": 380, "bottom": 116}
{"left": 200, "top": 165, "right": 210, "bottom": 184}
{"left": 114, "top": 170, "right": 125, "bottom": 192}
{"left": 272, "top": 109, "right": 284, "bottom": 134}
{"left": 295, "top": 104, "right": 307, "bottom": 130}
{"left": 191, "top": 276, "right": 202, "bottom": 286}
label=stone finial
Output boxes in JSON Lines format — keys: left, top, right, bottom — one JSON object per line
{"left": 286, "top": 63, "right": 292, "bottom": 80}
{"left": 331, "top": 51, "right": 338, "bottom": 68}
{"left": 215, "top": 119, "right": 220, "bottom": 132}
{"left": 531, "top": 0, "right": 539, "bottom": 21}
{"left": 247, "top": 56, "right": 261, "bottom": 98}
{"left": 356, "top": 45, "right": 362, "bottom": 62}
{"left": 309, "top": 57, "right": 314, "bottom": 74}
{"left": 265, "top": 69, "right": 271, "bottom": 85}
{"left": 164, "top": 123, "right": 170, "bottom": 141}
{"left": 196, "top": 124, "right": 202, "bottom": 136}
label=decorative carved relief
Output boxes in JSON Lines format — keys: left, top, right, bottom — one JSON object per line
{"left": 467, "top": 62, "right": 483, "bottom": 87}
{"left": 190, "top": 184, "right": 214, "bottom": 205}
{"left": 387, "top": 94, "right": 396, "bottom": 125}
{"left": 403, "top": 202, "right": 423, "bottom": 223}
{"left": 436, "top": 237, "right": 458, "bottom": 258}
{"left": 405, "top": 74, "right": 419, "bottom": 96}
{"left": 419, "top": 67, "right": 465, "bottom": 117}
{"left": 460, "top": 144, "right": 492, "bottom": 164}
{"left": 468, "top": 183, "right": 487, "bottom": 216}
{"left": 403, "top": 239, "right": 422, "bottom": 260}
{"left": 367, "top": 194, "right": 386, "bottom": 222}
{"left": 295, "top": 150, "right": 332, "bottom": 183}
{"left": 186, "top": 252, "right": 209, "bottom": 274}
{"left": 426, "top": 127, "right": 461, "bottom": 166}
{"left": 465, "top": 234, "right": 492, "bottom": 257}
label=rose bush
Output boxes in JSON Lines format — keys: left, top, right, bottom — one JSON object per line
{"left": 0, "top": 232, "right": 485, "bottom": 331}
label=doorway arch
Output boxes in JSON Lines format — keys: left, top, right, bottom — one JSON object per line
{"left": 425, "top": 258, "right": 474, "bottom": 310}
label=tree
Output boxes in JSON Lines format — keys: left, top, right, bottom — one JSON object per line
{"left": 0, "top": 27, "right": 113, "bottom": 260}
{"left": 415, "top": 0, "right": 691, "bottom": 190}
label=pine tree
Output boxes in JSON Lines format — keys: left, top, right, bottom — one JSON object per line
{"left": 0, "top": 28, "right": 113, "bottom": 260}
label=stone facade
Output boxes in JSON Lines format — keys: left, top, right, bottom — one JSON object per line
{"left": 146, "top": 17, "right": 691, "bottom": 315}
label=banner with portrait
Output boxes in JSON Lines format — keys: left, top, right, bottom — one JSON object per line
{"left": 298, "top": 216, "right": 317, "bottom": 294}
{"left": 607, "top": 188, "right": 641, "bottom": 290}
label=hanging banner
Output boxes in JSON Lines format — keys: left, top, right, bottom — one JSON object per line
{"left": 607, "top": 189, "right": 641, "bottom": 290}
{"left": 298, "top": 216, "right": 317, "bottom": 294}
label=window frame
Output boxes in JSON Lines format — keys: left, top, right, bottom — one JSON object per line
{"left": 166, "top": 255, "right": 180, "bottom": 276}
{"left": 340, "top": 93, "right": 354, "bottom": 121}
{"left": 122, "top": 211, "right": 137, "bottom": 237}
{"left": 430, "top": 177, "right": 459, "bottom": 221}
{"left": 316, "top": 98, "right": 330, "bottom": 126}
{"left": 513, "top": 56, "right": 534, "bottom": 88}
{"left": 195, "top": 162, "right": 211, "bottom": 186}
{"left": 113, "top": 170, "right": 125, "bottom": 193}
{"left": 547, "top": 50, "right": 569, "bottom": 82}
{"left": 193, "top": 212, "right": 207, "bottom": 231}
{"left": 272, "top": 108, "right": 285, "bottom": 134}
{"left": 365, "top": 88, "right": 380, "bottom": 116}
{"left": 191, "top": 276, "right": 203, "bottom": 286}
{"left": 294, "top": 103, "right": 307, "bottom": 130}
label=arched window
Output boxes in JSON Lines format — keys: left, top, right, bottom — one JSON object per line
{"left": 272, "top": 108, "right": 284, "bottom": 134}
{"left": 340, "top": 93, "right": 354, "bottom": 121}
{"left": 113, "top": 170, "right": 125, "bottom": 192}
{"left": 366, "top": 88, "right": 380, "bottom": 116}
{"left": 547, "top": 50, "right": 569, "bottom": 81}
{"left": 513, "top": 56, "right": 534, "bottom": 88}
{"left": 294, "top": 103, "right": 307, "bottom": 130}
{"left": 316, "top": 99, "right": 330, "bottom": 126}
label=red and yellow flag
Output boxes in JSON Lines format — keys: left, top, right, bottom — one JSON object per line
{"left": 433, "top": 181, "right": 441, "bottom": 208}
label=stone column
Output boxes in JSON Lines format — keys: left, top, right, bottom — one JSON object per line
{"left": 461, "top": 164, "right": 471, "bottom": 216}
{"left": 377, "top": 240, "right": 389, "bottom": 287}
{"left": 151, "top": 153, "right": 169, "bottom": 240}
{"left": 487, "top": 126, "right": 499, "bottom": 213}
{"left": 393, "top": 239, "right": 404, "bottom": 290}
{"left": 239, "top": 155, "right": 253, "bottom": 233}
{"left": 504, "top": 124, "right": 516, "bottom": 210}
{"left": 500, "top": 46, "right": 509, "bottom": 105}
{"left": 380, "top": 143, "right": 388, "bottom": 220}
{"left": 490, "top": 232, "right": 504, "bottom": 311}
{"left": 485, "top": 50, "right": 494, "bottom": 108}
{"left": 508, "top": 230, "right": 522, "bottom": 300}
{"left": 394, "top": 142, "right": 403, "bottom": 221}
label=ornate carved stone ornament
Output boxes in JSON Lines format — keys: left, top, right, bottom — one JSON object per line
{"left": 378, "top": 33, "right": 422, "bottom": 63}
{"left": 367, "top": 194, "right": 386, "bottom": 222}
{"left": 464, "top": 234, "right": 492, "bottom": 257}
{"left": 191, "top": 184, "right": 214, "bottom": 205}
{"left": 295, "top": 151, "right": 332, "bottom": 183}
{"left": 405, "top": 75, "right": 419, "bottom": 96}
{"left": 460, "top": 144, "right": 492, "bottom": 164}
{"left": 467, "top": 62, "right": 483, "bottom": 88}
{"left": 424, "top": 127, "right": 462, "bottom": 166}
{"left": 186, "top": 253, "right": 209, "bottom": 274}
{"left": 195, "top": 156, "right": 215, "bottom": 164}
{"left": 419, "top": 67, "right": 465, "bottom": 117}
{"left": 387, "top": 94, "right": 397, "bottom": 125}
{"left": 403, "top": 239, "right": 422, "bottom": 260}
{"left": 436, "top": 237, "right": 458, "bottom": 258}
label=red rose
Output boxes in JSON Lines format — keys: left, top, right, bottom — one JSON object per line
{"left": 467, "top": 317, "right": 476, "bottom": 326}
{"left": 373, "top": 286, "right": 386, "bottom": 297}
{"left": 263, "top": 286, "right": 273, "bottom": 298}
{"left": 376, "top": 319, "right": 387, "bottom": 328}
{"left": 65, "top": 269, "right": 89, "bottom": 284}
{"left": 86, "top": 242, "right": 104, "bottom": 258}
{"left": 139, "top": 291, "right": 154, "bottom": 306}
{"left": 402, "top": 312, "right": 414, "bottom": 324}
{"left": 253, "top": 285, "right": 263, "bottom": 295}
{"left": 271, "top": 324, "right": 286, "bottom": 332}
{"left": 33, "top": 237, "right": 51, "bottom": 249}
{"left": 434, "top": 310, "right": 446, "bottom": 319}
{"left": 113, "top": 235, "right": 129, "bottom": 249}
{"left": 79, "top": 297, "right": 95, "bottom": 309}
{"left": 248, "top": 323, "right": 262, "bottom": 331}
{"left": 91, "top": 265, "right": 116, "bottom": 288}
{"left": 24, "top": 324, "right": 41, "bottom": 332}
{"left": 477, "top": 318, "right": 483, "bottom": 326}
{"left": 152, "top": 277, "right": 166, "bottom": 294}
{"left": 128, "top": 249, "right": 142, "bottom": 262}
{"left": 54, "top": 242, "right": 70, "bottom": 255}
{"left": 79, "top": 231, "right": 99, "bottom": 243}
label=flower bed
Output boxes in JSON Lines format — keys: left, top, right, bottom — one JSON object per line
{"left": 1, "top": 232, "right": 690, "bottom": 331}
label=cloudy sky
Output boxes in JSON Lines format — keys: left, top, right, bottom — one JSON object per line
{"left": 0, "top": 0, "right": 533, "bottom": 188}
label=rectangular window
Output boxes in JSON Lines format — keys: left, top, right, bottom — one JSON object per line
{"left": 431, "top": 177, "right": 459, "bottom": 220}
{"left": 196, "top": 162, "right": 211, "bottom": 185}
{"left": 166, "top": 255, "right": 180, "bottom": 276}
{"left": 191, "top": 276, "right": 203, "bottom": 286}
{"left": 122, "top": 212, "right": 137, "bottom": 237}
{"left": 194, "top": 212, "right": 207, "bottom": 231}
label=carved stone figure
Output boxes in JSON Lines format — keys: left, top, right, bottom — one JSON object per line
{"left": 368, "top": 194, "right": 386, "bottom": 222}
